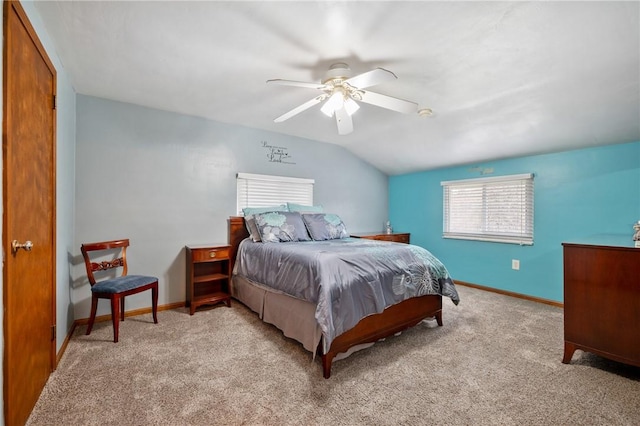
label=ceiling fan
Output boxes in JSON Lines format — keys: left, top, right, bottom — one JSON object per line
{"left": 267, "top": 63, "right": 419, "bottom": 135}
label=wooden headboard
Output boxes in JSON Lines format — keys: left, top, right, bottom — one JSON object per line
{"left": 228, "top": 216, "right": 249, "bottom": 272}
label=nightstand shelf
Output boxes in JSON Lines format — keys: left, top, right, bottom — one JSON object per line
{"left": 193, "top": 273, "right": 228, "bottom": 283}
{"left": 191, "top": 292, "right": 229, "bottom": 306}
{"left": 186, "top": 244, "right": 231, "bottom": 315}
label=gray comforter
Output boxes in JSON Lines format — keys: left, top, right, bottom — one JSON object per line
{"left": 233, "top": 237, "right": 459, "bottom": 352}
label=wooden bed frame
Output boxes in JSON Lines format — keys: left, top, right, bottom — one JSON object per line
{"left": 228, "top": 216, "right": 443, "bottom": 378}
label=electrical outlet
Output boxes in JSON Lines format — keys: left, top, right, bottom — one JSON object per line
{"left": 512, "top": 259, "right": 520, "bottom": 270}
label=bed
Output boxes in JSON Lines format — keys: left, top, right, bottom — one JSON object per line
{"left": 228, "top": 214, "right": 459, "bottom": 378}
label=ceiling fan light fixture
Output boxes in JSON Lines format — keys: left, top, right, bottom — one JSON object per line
{"left": 321, "top": 89, "right": 345, "bottom": 117}
{"left": 344, "top": 97, "right": 360, "bottom": 116}
{"left": 320, "top": 101, "right": 335, "bottom": 117}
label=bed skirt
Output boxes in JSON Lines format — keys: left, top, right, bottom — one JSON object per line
{"left": 231, "top": 275, "right": 323, "bottom": 354}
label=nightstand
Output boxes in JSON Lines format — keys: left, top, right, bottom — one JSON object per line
{"left": 185, "top": 244, "right": 231, "bottom": 315}
{"left": 350, "top": 232, "right": 411, "bottom": 244}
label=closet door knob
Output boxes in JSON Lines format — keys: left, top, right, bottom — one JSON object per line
{"left": 11, "top": 240, "right": 33, "bottom": 253}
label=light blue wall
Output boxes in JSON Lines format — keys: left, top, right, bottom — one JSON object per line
{"left": 389, "top": 141, "right": 640, "bottom": 302}
{"left": 54, "top": 71, "right": 77, "bottom": 345}
{"left": 74, "top": 95, "right": 388, "bottom": 319}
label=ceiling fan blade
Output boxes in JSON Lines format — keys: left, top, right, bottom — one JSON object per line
{"left": 274, "top": 94, "right": 327, "bottom": 123}
{"left": 343, "top": 68, "right": 397, "bottom": 89}
{"left": 267, "top": 79, "right": 327, "bottom": 90}
{"left": 358, "top": 90, "right": 418, "bottom": 114}
{"left": 334, "top": 107, "right": 353, "bottom": 135}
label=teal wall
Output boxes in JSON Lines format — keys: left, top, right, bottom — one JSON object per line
{"left": 389, "top": 141, "right": 640, "bottom": 302}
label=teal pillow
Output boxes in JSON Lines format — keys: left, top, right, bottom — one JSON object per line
{"left": 301, "top": 213, "right": 349, "bottom": 241}
{"left": 287, "top": 202, "right": 324, "bottom": 213}
{"left": 254, "top": 211, "right": 311, "bottom": 242}
{"left": 242, "top": 205, "right": 288, "bottom": 241}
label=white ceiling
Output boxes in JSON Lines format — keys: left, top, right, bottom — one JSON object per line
{"left": 34, "top": 1, "right": 640, "bottom": 175}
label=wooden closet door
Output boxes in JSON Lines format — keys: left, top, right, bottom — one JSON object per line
{"left": 3, "top": 1, "right": 57, "bottom": 424}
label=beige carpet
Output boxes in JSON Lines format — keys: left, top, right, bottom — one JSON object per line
{"left": 27, "top": 285, "right": 640, "bottom": 425}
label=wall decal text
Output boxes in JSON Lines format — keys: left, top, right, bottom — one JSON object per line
{"left": 262, "top": 141, "right": 295, "bottom": 164}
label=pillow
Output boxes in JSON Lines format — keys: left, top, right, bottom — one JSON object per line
{"left": 302, "top": 213, "right": 349, "bottom": 241}
{"left": 254, "top": 211, "right": 311, "bottom": 243}
{"left": 287, "top": 202, "right": 324, "bottom": 213}
{"left": 242, "top": 205, "right": 288, "bottom": 242}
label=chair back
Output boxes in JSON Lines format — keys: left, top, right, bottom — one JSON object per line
{"left": 81, "top": 239, "right": 130, "bottom": 286}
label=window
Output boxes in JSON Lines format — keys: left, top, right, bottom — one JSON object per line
{"left": 236, "top": 172, "right": 314, "bottom": 214}
{"left": 441, "top": 173, "right": 534, "bottom": 245}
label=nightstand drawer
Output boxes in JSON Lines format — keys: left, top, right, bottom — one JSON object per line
{"left": 191, "top": 247, "right": 230, "bottom": 262}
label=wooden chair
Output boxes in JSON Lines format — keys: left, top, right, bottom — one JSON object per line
{"left": 81, "top": 239, "right": 158, "bottom": 342}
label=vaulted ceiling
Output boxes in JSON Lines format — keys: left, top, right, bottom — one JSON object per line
{"left": 34, "top": 1, "right": 639, "bottom": 175}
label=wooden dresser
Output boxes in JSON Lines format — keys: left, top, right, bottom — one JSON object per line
{"left": 350, "top": 232, "right": 410, "bottom": 244}
{"left": 562, "top": 240, "right": 640, "bottom": 367}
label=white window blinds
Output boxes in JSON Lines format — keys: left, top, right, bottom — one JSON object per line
{"left": 442, "top": 173, "right": 534, "bottom": 245}
{"left": 236, "top": 173, "right": 314, "bottom": 214}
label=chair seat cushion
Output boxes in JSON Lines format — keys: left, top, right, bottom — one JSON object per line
{"left": 92, "top": 275, "right": 158, "bottom": 294}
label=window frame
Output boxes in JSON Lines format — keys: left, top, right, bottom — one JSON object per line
{"left": 441, "top": 173, "right": 534, "bottom": 245}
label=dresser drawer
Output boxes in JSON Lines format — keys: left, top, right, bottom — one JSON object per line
{"left": 191, "top": 247, "right": 230, "bottom": 262}
{"left": 351, "top": 233, "right": 411, "bottom": 244}
{"left": 386, "top": 234, "right": 410, "bottom": 244}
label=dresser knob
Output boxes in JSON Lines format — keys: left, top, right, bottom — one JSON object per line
{"left": 209, "top": 251, "right": 216, "bottom": 258}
